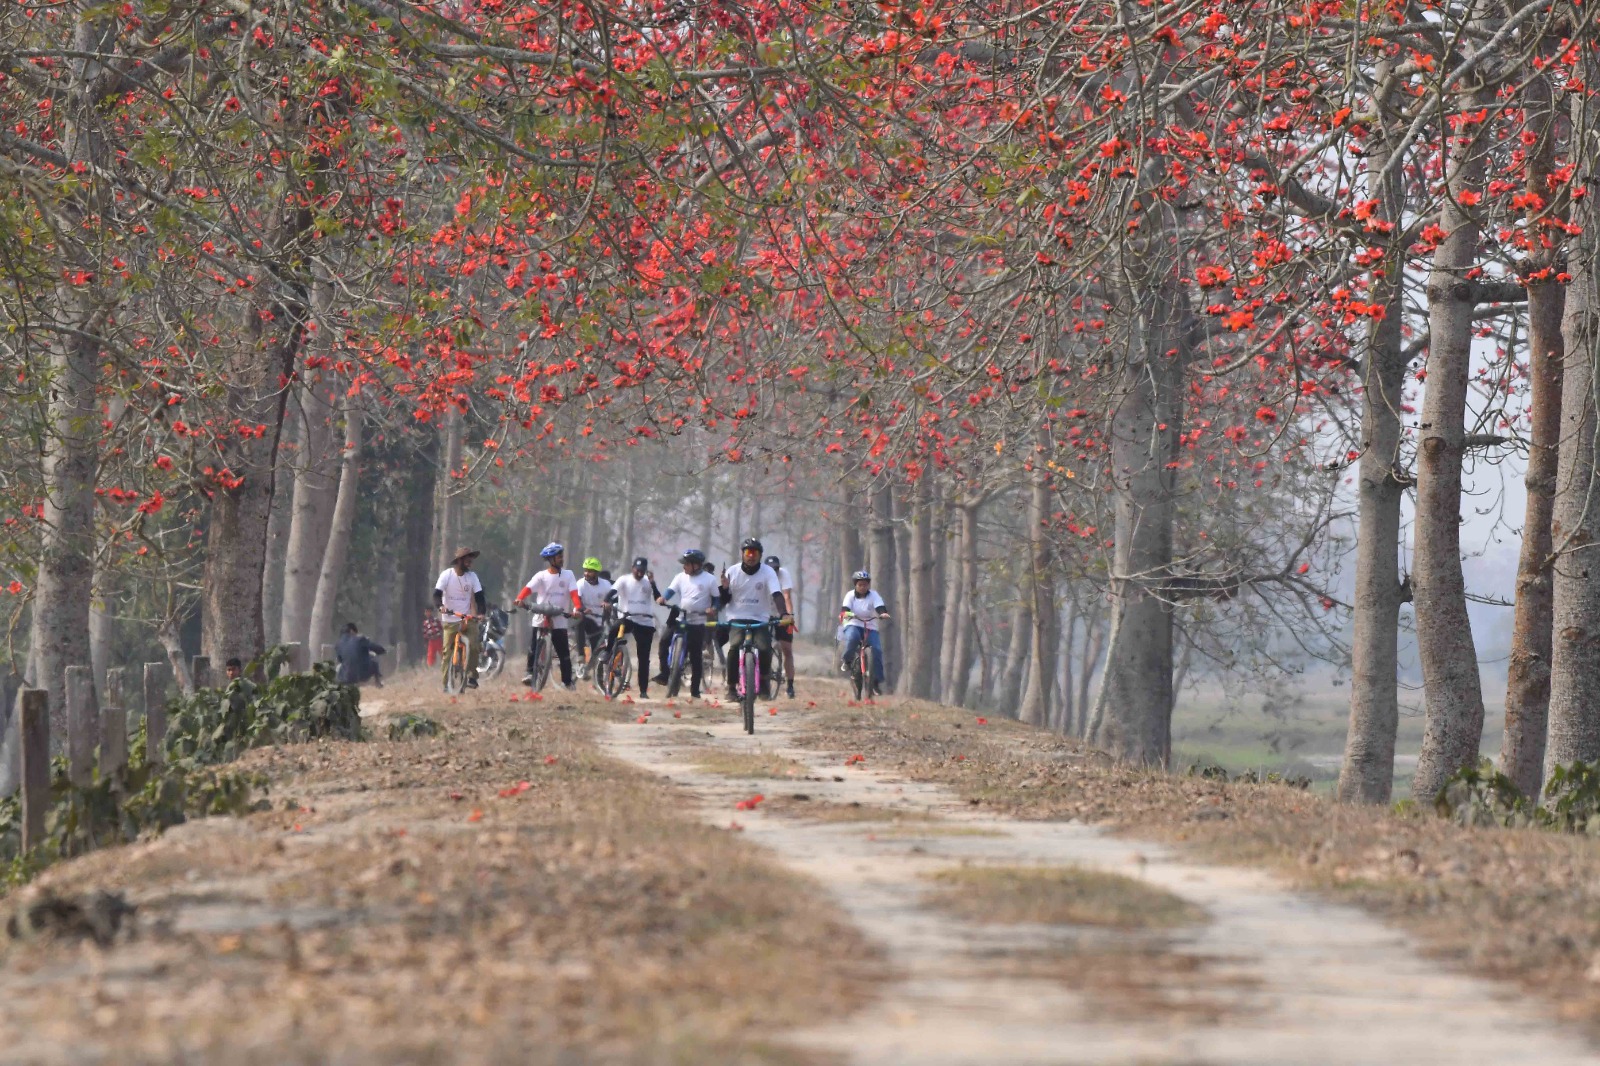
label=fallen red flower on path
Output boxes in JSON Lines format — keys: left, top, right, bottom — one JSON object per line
{"left": 467, "top": 809, "right": 484, "bottom": 823}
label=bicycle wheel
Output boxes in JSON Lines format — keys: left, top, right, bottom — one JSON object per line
{"left": 534, "top": 634, "right": 554, "bottom": 691}
{"left": 446, "top": 639, "right": 467, "bottom": 695}
{"left": 851, "top": 643, "right": 867, "bottom": 701}
{"left": 609, "top": 647, "right": 632, "bottom": 697}
{"left": 482, "top": 644, "right": 502, "bottom": 681}
{"left": 741, "top": 648, "right": 757, "bottom": 734}
{"left": 666, "top": 633, "right": 686, "bottom": 698}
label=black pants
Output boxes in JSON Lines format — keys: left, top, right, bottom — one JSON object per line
{"left": 529, "top": 629, "right": 574, "bottom": 686}
{"left": 624, "top": 620, "right": 655, "bottom": 695}
{"left": 726, "top": 626, "right": 773, "bottom": 697}
{"left": 658, "top": 624, "right": 706, "bottom": 696}
{"left": 577, "top": 617, "right": 604, "bottom": 663}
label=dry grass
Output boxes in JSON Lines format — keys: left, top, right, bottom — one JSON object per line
{"left": 924, "top": 864, "right": 1206, "bottom": 929}
{"left": 791, "top": 696, "right": 1600, "bottom": 1032}
{"left": 693, "top": 748, "right": 814, "bottom": 780}
{"left": 0, "top": 670, "right": 885, "bottom": 1065}
{"left": 757, "top": 793, "right": 943, "bottom": 824}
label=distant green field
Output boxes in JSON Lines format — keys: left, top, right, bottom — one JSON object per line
{"left": 1172, "top": 677, "right": 1506, "bottom": 797}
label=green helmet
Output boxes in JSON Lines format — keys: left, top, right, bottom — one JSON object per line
{"left": 583, "top": 556, "right": 603, "bottom": 572}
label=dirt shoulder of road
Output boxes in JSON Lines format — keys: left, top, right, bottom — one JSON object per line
{"left": 789, "top": 694, "right": 1600, "bottom": 1031}
{"left": 0, "top": 676, "right": 885, "bottom": 1065}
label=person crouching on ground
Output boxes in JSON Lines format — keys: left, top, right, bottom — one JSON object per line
{"left": 336, "top": 622, "right": 386, "bottom": 687}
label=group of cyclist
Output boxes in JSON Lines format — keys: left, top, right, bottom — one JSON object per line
{"left": 432, "top": 537, "right": 890, "bottom": 701}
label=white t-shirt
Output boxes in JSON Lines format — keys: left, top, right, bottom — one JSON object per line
{"left": 775, "top": 567, "right": 795, "bottom": 609}
{"left": 435, "top": 567, "right": 484, "bottom": 623}
{"left": 842, "top": 589, "right": 887, "bottom": 630}
{"left": 723, "top": 564, "right": 782, "bottom": 623}
{"left": 576, "top": 576, "right": 612, "bottom": 617}
{"left": 523, "top": 568, "right": 578, "bottom": 630}
{"left": 612, "top": 573, "right": 658, "bottom": 626}
{"left": 665, "top": 570, "right": 720, "bottom": 623}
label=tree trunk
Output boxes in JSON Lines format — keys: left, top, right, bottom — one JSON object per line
{"left": 1019, "top": 453, "right": 1057, "bottom": 727}
{"left": 1500, "top": 70, "right": 1566, "bottom": 799}
{"left": 307, "top": 395, "right": 363, "bottom": 656}
{"left": 998, "top": 597, "right": 1031, "bottom": 717}
{"left": 89, "top": 569, "right": 116, "bottom": 701}
{"left": 1545, "top": 77, "right": 1600, "bottom": 776}
{"left": 869, "top": 484, "right": 901, "bottom": 688}
{"left": 434, "top": 408, "right": 466, "bottom": 566}
{"left": 950, "top": 500, "right": 980, "bottom": 707}
{"left": 261, "top": 391, "right": 300, "bottom": 645}
{"left": 279, "top": 376, "right": 338, "bottom": 647}
{"left": 1411, "top": 78, "right": 1492, "bottom": 802}
{"left": 1058, "top": 603, "right": 1078, "bottom": 735}
{"left": 399, "top": 431, "right": 439, "bottom": 656}
{"left": 1090, "top": 280, "right": 1182, "bottom": 766}
{"left": 1077, "top": 604, "right": 1106, "bottom": 738}
{"left": 901, "top": 477, "right": 937, "bottom": 698}
{"left": 1336, "top": 68, "right": 1410, "bottom": 804}
{"left": 30, "top": 14, "right": 117, "bottom": 737}
{"left": 938, "top": 498, "right": 965, "bottom": 701}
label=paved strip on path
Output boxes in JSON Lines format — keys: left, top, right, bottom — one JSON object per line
{"left": 603, "top": 706, "right": 1600, "bottom": 1066}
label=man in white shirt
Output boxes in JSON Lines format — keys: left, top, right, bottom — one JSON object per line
{"left": 434, "top": 546, "right": 487, "bottom": 690}
{"left": 656, "top": 548, "right": 719, "bottom": 699}
{"left": 766, "top": 554, "right": 797, "bottom": 699}
{"left": 574, "top": 556, "right": 613, "bottom": 678}
{"left": 515, "top": 542, "right": 581, "bottom": 689}
{"left": 840, "top": 569, "right": 891, "bottom": 685}
{"left": 720, "top": 538, "right": 789, "bottom": 701}
{"left": 609, "top": 557, "right": 661, "bottom": 698}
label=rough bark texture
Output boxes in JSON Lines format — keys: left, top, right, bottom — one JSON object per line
{"left": 869, "top": 484, "right": 900, "bottom": 688}
{"left": 1090, "top": 280, "right": 1181, "bottom": 766}
{"left": 1411, "top": 80, "right": 1492, "bottom": 802}
{"left": 1018, "top": 453, "right": 1057, "bottom": 727}
{"left": 900, "top": 478, "right": 937, "bottom": 698}
{"left": 1545, "top": 84, "right": 1600, "bottom": 776}
{"left": 937, "top": 502, "right": 965, "bottom": 702}
{"left": 279, "top": 378, "right": 338, "bottom": 647}
{"left": 998, "top": 598, "right": 1031, "bottom": 716}
{"left": 398, "top": 432, "right": 439, "bottom": 653}
{"left": 307, "top": 396, "right": 363, "bottom": 656}
{"left": 1500, "top": 72, "right": 1566, "bottom": 799}
{"left": 950, "top": 500, "right": 980, "bottom": 707}
{"left": 30, "top": 15, "right": 116, "bottom": 738}
{"left": 1336, "top": 69, "right": 1410, "bottom": 805}
{"left": 260, "top": 389, "right": 300, "bottom": 644}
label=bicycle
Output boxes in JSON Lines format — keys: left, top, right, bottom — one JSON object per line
{"left": 662, "top": 616, "right": 693, "bottom": 699}
{"left": 769, "top": 618, "right": 787, "bottom": 695}
{"left": 592, "top": 605, "right": 632, "bottom": 699}
{"left": 520, "top": 602, "right": 569, "bottom": 692}
{"left": 845, "top": 617, "right": 889, "bottom": 701}
{"left": 727, "top": 619, "right": 772, "bottom": 735}
{"left": 442, "top": 613, "right": 479, "bottom": 695}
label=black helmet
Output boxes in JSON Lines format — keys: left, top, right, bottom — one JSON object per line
{"left": 741, "top": 537, "right": 763, "bottom": 553}
{"left": 680, "top": 548, "right": 706, "bottom": 564}
{"left": 764, "top": 555, "right": 780, "bottom": 569}
{"left": 632, "top": 556, "right": 648, "bottom": 571}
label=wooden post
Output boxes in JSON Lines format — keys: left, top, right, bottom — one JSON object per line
{"left": 19, "top": 689, "right": 48, "bottom": 852}
{"left": 320, "top": 643, "right": 333, "bottom": 664}
{"left": 143, "top": 662, "right": 169, "bottom": 766}
{"left": 284, "top": 642, "right": 306, "bottom": 674}
{"left": 105, "top": 666, "right": 125, "bottom": 713}
{"left": 100, "top": 705, "right": 128, "bottom": 783}
{"left": 191, "top": 655, "right": 210, "bottom": 690}
{"left": 65, "top": 665, "right": 98, "bottom": 788}
{"left": 394, "top": 642, "right": 407, "bottom": 671}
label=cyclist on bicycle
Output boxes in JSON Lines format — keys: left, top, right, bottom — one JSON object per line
{"left": 721, "top": 538, "right": 790, "bottom": 702}
{"left": 766, "top": 554, "right": 797, "bottom": 699}
{"left": 575, "top": 557, "right": 612, "bottom": 678}
{"left": 609, "top": 557, "right": 661, "bottom": 699}
{"left": 840, "top": 569, "right": 890, "bottom": 685}
{"left": 655, "top": 548, "right": 719, "bottom": 699}
{"left": 515, "top": 542, "right": 581, "bottom": 690}
{"left": 434, "top": 546, "right": 487, "bottom": 691}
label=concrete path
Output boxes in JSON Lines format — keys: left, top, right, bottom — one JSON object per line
{"left": 601, "top": 708, "right": 1600, "bottom": 1066}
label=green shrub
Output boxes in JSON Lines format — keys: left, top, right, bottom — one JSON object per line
{"left": 164, "top": 660, "right": 362, "bottom": 766}
{"left": 387, "top": 714, "right": 441, "bottom": 741}
{"left": 1436, "top": 758, "right": 1600, "bottom": 834}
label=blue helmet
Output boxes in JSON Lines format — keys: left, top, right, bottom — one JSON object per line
{"left": 540, "top": 542, "right": 565, "bottom": 559}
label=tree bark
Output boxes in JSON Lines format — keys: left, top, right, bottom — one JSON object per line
{"left": 1412, "top": 77, "right": 1492, "bottom": 802}
{"left": 950, "top": 499, "right": 980, "bottom": 707}
{"left": 938, "top": 497, "right": 965, "bottom": 701}
{"left": 1335, "top": 64, "right": 1411, "bottom": 804}
{"left": 261, "top": 390, "right": 300, "bottom": 645}
{"left": 307, "top": 394, "right": 363, "bottom": 656}
{"left": 869, "top": 483, "right": 900, "bottom": 687}
{"left": 1058, "top": 603, "right": 1078, "bottom": 735}
{"left": 1018, "top": 448, "right": 1057, "bottom": 726}
{"left": 1500, "top": 68, "right": 1566, "bottom": 799}
{"left": 399, "top": 430, "right": 438, "bottom": 654}
{"left": 279, "top": 375, "right": 338, "bottom": 647}
{"left": 1090, "top": 279, "right": 1182, "bottom": 766}
{"left": 998, "top": 596, "right": 1031, "bottom": 717}
{"left": 1545, "top": 78, "right": 1600, "bottom": 776}
{"left": 901, "top": 476, "right": 937, "bottom": 698}
{"left": 30, "top": 14, "right": 117, "bottom": 737}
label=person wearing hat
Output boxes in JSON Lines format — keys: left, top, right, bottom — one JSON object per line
{"left": 608, "top": 557, "right": 662, "bottom": 698}
{"left": 434, "top": 546, "right": 487, "bottom": 690}
{"left": 574, "top": 557, "right": 613, "bottom": 679}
